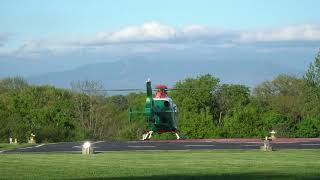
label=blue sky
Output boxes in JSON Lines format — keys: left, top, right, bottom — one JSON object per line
{"left": 1, "top": 0, "right": 319, "bottom": 38}
{"left": 0, "top": 0, "right": 319, "bottom": 82}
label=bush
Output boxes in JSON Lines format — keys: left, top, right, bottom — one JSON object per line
{"left": 296, "top": 117, "right": 320, "bottom": 137}
{"left": 36, "top": 125, "right": 75, "bottom": 143}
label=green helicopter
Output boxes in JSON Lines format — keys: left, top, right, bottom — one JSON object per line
{"left": 129, "top": 79, "right": 181, "bottom": 140}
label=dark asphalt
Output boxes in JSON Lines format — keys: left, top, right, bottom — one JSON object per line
{"left": 2, "top": 138, "right": 320, "bottom": 153}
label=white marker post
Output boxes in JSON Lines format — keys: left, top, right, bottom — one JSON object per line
{"left": 28, "top": 133, "right": 36, "bottom": 144}
{"left": 260, "top": 136, "right": 273, "bottom": 151}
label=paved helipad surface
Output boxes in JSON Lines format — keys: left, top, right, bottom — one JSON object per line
{"left": 2, "top": 138, "right": 320, "bottom": 153}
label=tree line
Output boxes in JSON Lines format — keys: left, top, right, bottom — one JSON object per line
{"left": 0, "top": 51, "right": 319, "bottom": 142}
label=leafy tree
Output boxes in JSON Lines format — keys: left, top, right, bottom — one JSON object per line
{"left": 179, "top": 107, "right": 216, "bottom": 138}
{"left": 0, "top": 85, "right": 78, "bottom": 142}
{"left": 222, "top": 102, "right": 265, "bottom": 138}
{"left": 253, "top": 74, "right": 305, "bottom": 127}
{"left": 254, "top": 74, "right": 304, "bottom": 97}
{"left": 119, "top": 93, "right": 148, "bottom": 140}
{"left": 212, "top": 84, "right": 250, "bottom": 125}
{"left": 107, "top": 95, "right": 128, "bottom": 111}
{"left": 71, "top": 80, "right": 106, "bottom": 139}
{"left": 169, "top": 74, "right": 220, "bottom": 138}
{"left": 0, "top": 77, "right": 28, "bottom": 93}
{"left": 303, "top": 50, "right": 320, "bottom": 117}
{"left": 260, "top": 110, "right": 291, "bottom": 137}
{"left": 305, "top": 50, "right": 320, "bottom": 88}
{"left": 170, "top": 74, "right": 220, "bottom": 112}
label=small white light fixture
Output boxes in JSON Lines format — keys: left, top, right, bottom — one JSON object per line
{"left": 83, "top": 141, "right": 91, "bottom": 149}
{"left": 82, "top": 141, "right": 94, "bottom": 155}
{"left": 270, "top": 130, "right": 277, "bottom": 139}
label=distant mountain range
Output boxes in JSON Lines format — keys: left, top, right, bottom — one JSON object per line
{"left": 1, "top": 47, "right": 312, "bottom": 90}
{"left": 27, "top": 58, "right": 304, "bottom": 89}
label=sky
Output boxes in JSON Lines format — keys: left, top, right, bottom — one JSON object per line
{"left": 1, "top": 0, "right": 319, "bottom": 47}
{"left": 0, "top": 0, "right": 319, "bottom": 82}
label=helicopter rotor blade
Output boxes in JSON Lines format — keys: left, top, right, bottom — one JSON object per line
{"left": 79, "top": 87, "right": 211, "bottom": 92}
{"left": 80, "top": 88, "right": 145, "bottom": 92}
{"left": 167, "top": 88, "right": 212, "bottom": 91}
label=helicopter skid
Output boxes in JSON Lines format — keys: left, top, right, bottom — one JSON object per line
{"left": 175, "top": 133, "right": 181, "bottom": 140}
{"left": 141, "top": 130, "right": 182, "bottom": 140}
{"left": 141, "top": 131, "right": 153, "bottom": 140}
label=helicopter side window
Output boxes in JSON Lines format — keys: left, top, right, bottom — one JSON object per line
{"left": 164, "top": 101, "right": 170, "bottom": 108}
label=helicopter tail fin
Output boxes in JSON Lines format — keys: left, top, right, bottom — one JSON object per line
{"left": 146, "top": 79, "right": 152, "bottom": 98}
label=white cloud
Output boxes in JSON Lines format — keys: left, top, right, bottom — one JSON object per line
{"left": 95, "top": 21, "right": 177, "bottom": 43}
{"left": 182, "top": 25, "right": 210, "bottom": 34}
{"left": 78, "top": 22, "right": 320, "bottom": 47}
{"left": 239, "top": 24, "right": 320, "bottom": 42}
{"left": 3, "top": 22, "right": 320, "bottom": 58}
{"left": 13, "top": 39, "right": 55, "bottom": 58}
{"left": 75, "top": 22, "right": 238, "bottom": 47}
{"left": 181, "top": 25, "right": 231, "bottom": 38}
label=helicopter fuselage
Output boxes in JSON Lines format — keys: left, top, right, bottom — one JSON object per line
{"left": 149, "top": 97, "right": 178, "bottom": 133}
{"left": 129, "top": 79, "right": 181, "bottom": 140}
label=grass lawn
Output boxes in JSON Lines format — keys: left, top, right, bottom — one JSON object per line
{"left": 0, "top": 143, "right": 32, "bottom": 151}
{"left": 0, "top": 150, "right": 320, "bottom": 179}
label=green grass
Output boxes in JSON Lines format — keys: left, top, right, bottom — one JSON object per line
{"left": 0, "top": 150, "right": 320, "bottom": 179}
{"left": 0, "top": 143, "right": 32, "bottom": 151}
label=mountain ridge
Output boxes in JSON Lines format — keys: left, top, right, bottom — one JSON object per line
{"left": 27, "top": 58, "right": 304, "bottom": 89}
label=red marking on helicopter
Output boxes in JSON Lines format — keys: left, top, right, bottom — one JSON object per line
{"left": 155, "top": 84, "right": 168, "bottom": 98}
{"left": 155, "top": 84, "right": 168, "bottom": 90}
